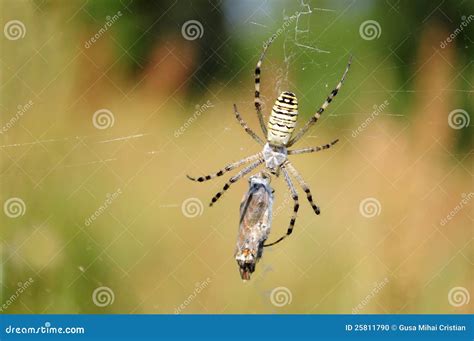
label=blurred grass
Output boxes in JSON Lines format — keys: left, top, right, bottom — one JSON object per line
{"left": 1, "top": 0, "right": 472, "bottom": 314}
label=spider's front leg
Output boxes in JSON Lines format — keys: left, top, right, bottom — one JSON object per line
{"left": 233, "top": 104, "right": 264, "bottom": 145}
{"left": 288, "top": 139, "right": 339, "bottom": 156}
{"left": 209, "top": 158, "right": 264, "bottom": 206}
{"left": 254, "top": 40, "right": 274, "bottom": 136}
{"left": 288, "top": 56, "right": 352, "bottom": 147}
{"left": 187, "top": 153, "right": 262, "bottom": 182}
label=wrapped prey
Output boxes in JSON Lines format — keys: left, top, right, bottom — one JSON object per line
{"left": 235, "top": 172, "right": 274, "bottom": 280}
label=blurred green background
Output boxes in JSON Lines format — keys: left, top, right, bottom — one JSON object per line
{"left": 1, "top": 0, "right": 473, "bottom": 314}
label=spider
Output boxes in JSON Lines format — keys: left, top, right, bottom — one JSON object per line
{"left": 187, "top": 40, "right": 352, "bottom": 246}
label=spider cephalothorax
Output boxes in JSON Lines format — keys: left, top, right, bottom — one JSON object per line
{"left": 188, "top": 40, "right": 351, "bottom": 246}
{"left": 262, "top": 143, "right": 287, "bottom": 175}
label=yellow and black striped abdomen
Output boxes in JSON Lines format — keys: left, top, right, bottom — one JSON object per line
{"left": 267, "top": 91, "right": 298, "bottom": 146}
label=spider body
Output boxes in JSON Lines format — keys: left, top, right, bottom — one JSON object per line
{"left": 267, "top": 91, "right": 298, "bottom": 147}
{"left": 188, "top": 40, "right": 352, "bottom": 246}
{"left": 262, "top": 91, "right": 298, "bottom": 175}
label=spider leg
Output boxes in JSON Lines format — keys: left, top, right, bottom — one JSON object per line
{"left": 264, "top": 165, "right": 299, "bottom": 247}
{"left": 284, "top": 161, "right": 320, "bottom": 215}
{"left": 209, "top": 158, "right": 264, "bottom": 206}
{"left": 255, "top": 40, "right": 274, "bottom": 136}
{"left": 233, "top": 104, "right": 264, "bottom": 145}
{"left": 288, "top": 56, "right": 352, "bottom": 147}
{"left": 288, "top": 139, "right": 339, "bottom": 155}
{"left": 187, "top": 153, "right": 262, "bottom": 182}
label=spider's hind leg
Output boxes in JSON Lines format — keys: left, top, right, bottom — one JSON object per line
{"left": 264, "top": 165, "right": 299, "bottom": 247}
{"left": 285, "top": 161, "right": 321, "bottom": 215}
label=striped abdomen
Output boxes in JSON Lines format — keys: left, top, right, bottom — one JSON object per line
{"left": 267, "top": 91, "right": 298, "bottom": 146}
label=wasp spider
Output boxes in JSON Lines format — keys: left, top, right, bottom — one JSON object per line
{"left": 188, "top": 40, "right": 352, "bottom": 246}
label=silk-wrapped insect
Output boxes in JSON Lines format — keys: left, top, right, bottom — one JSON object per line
{"left": 235, "top": 172, "right": 274, "bottom": 280}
